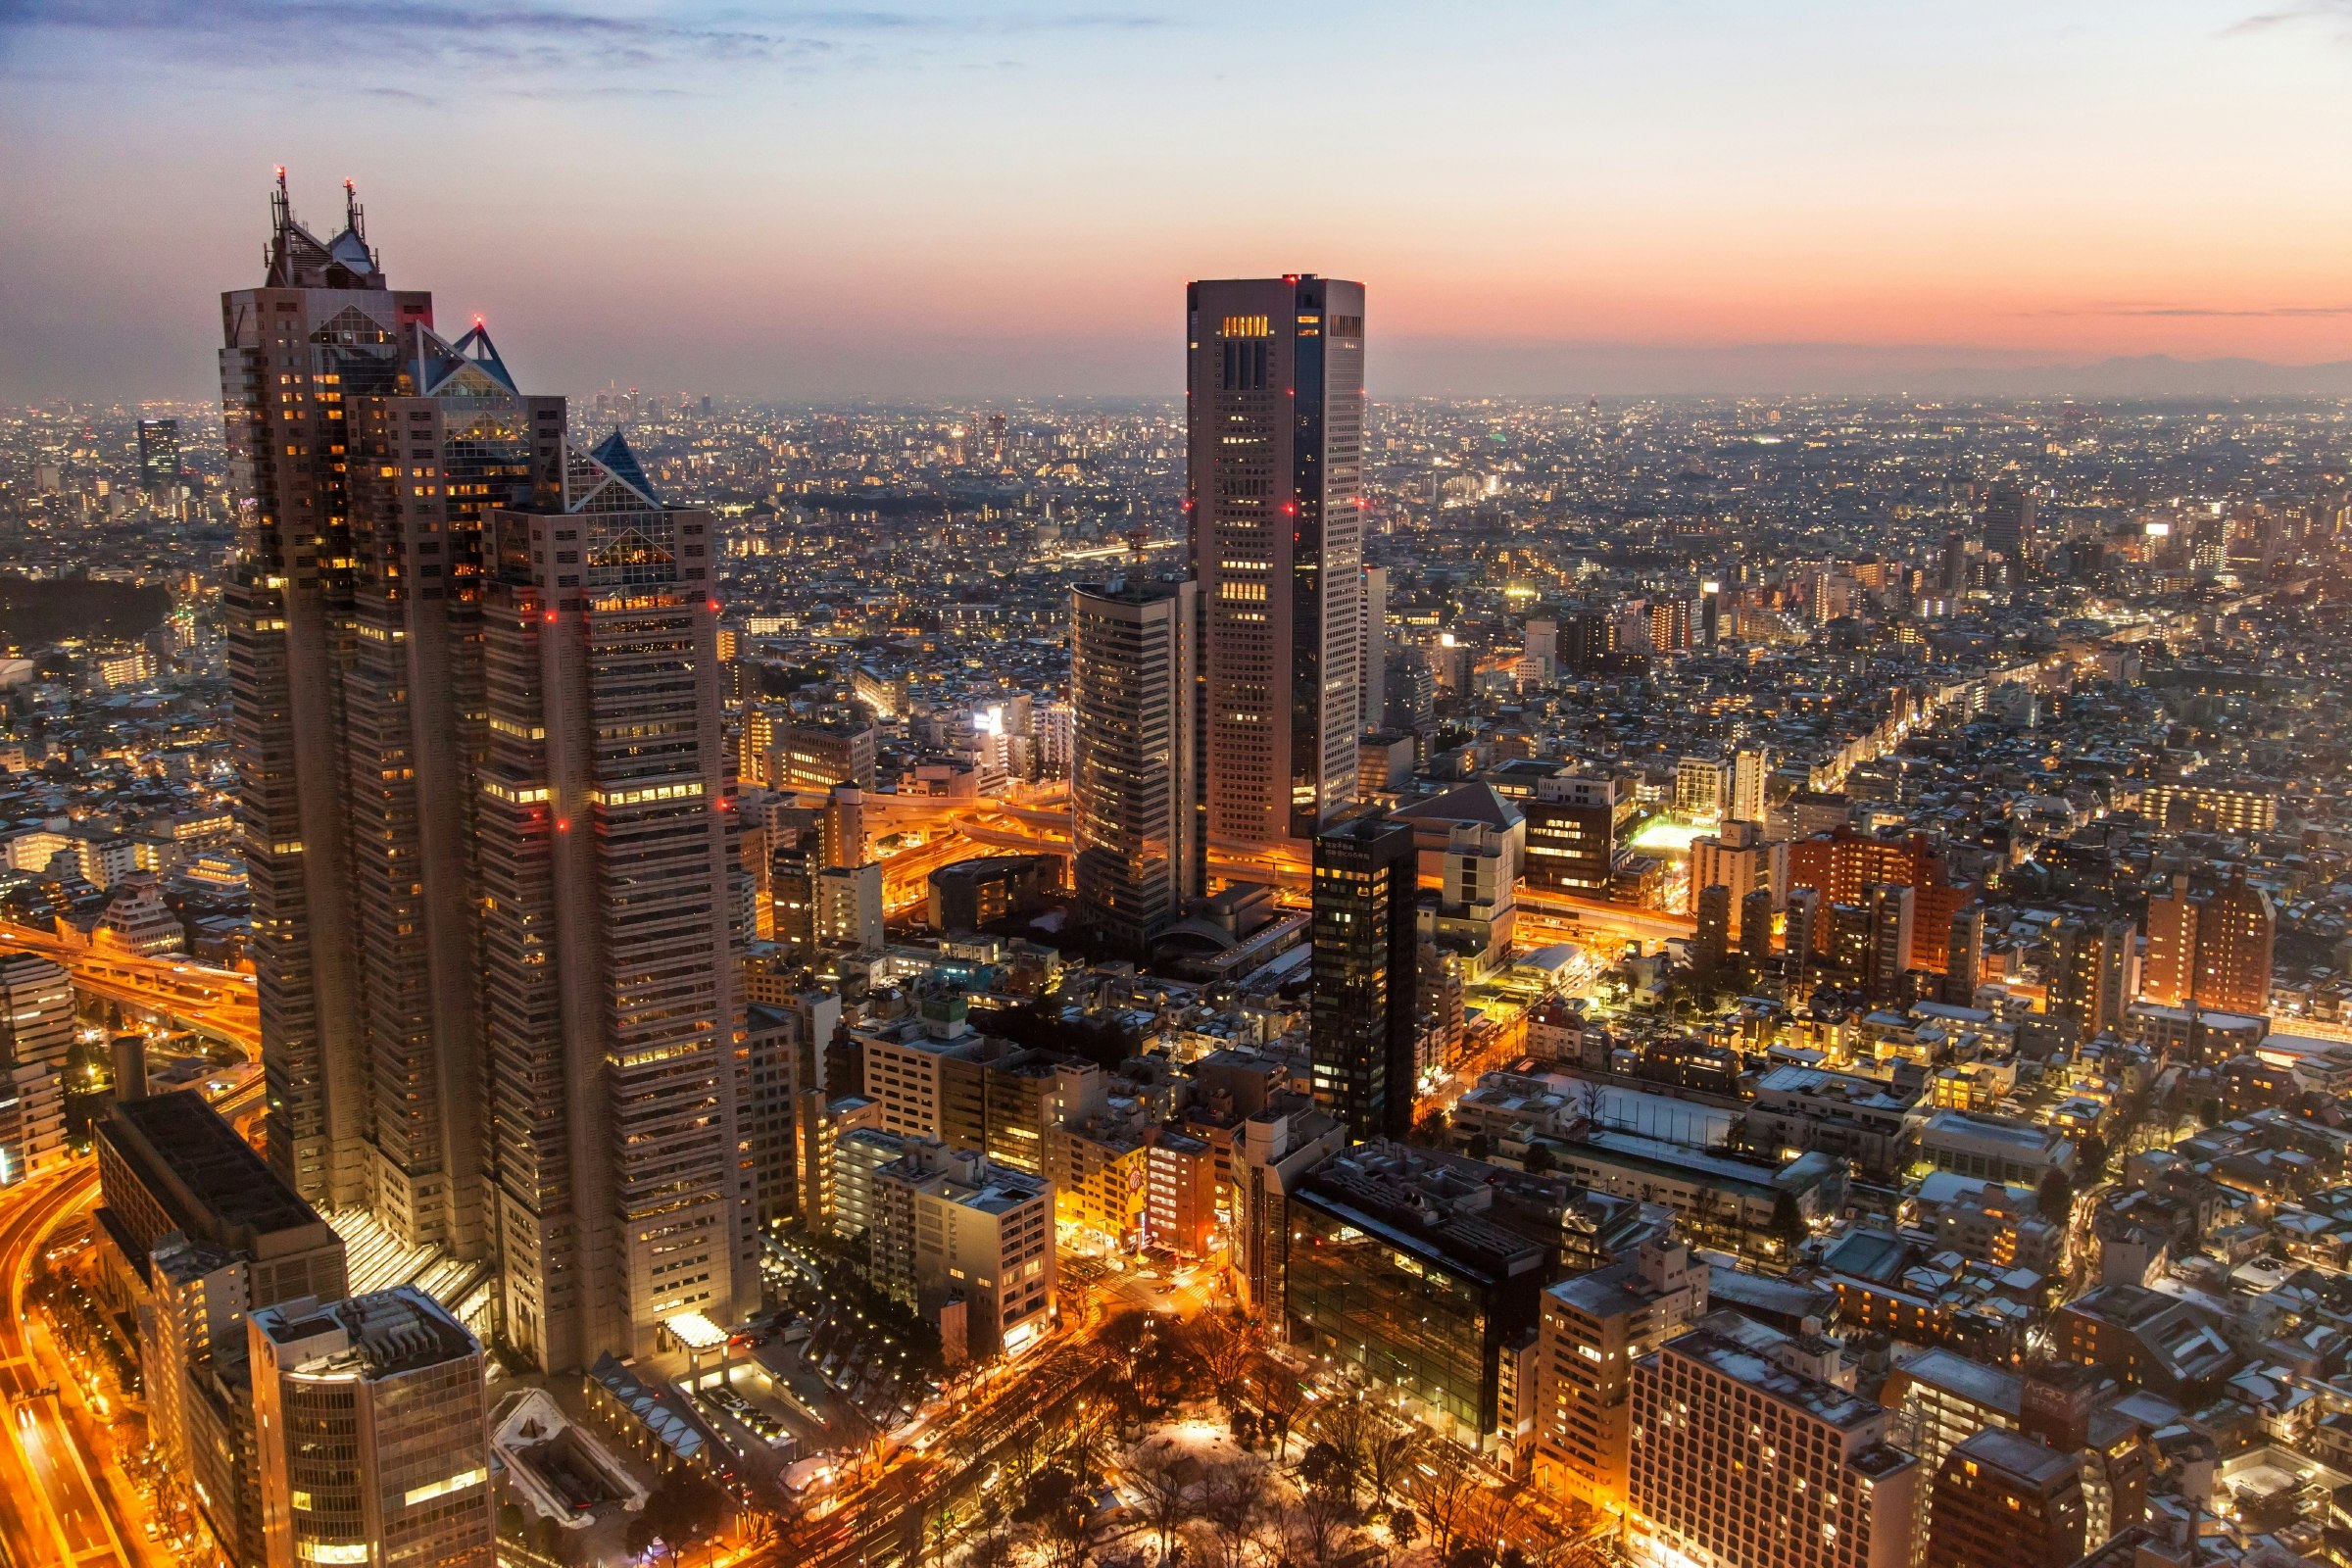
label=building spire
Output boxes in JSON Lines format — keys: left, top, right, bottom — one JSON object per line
{"left": 344, "top": 176, "right": 365, "bottom": 241}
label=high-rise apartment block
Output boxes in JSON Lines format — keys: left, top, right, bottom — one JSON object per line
{"left": 2142, "top": 871, "right": 2275, "bottom": 1017}
{"left": 1731, "top": 745, "right": 1773, "bottom": 826}
{"left": 1536, "top": 1232, "right": 1710, "bottom": 1509}
{"left": 1689, "top": 819, "right": 1782, "bottom": 934}
{"left": 1922, "top": 1427, "right": 2085, "bottom": 1568}
{"left": 0, "top": 949, "right": 73, "bottom": 1182}
{"left": 250, "top": 1287, "right": 494, "bottom": 1568}
{"left": 1631, "top": 1313, "right": 1919, "bottom": 1568}
{"left": 1070, "top": 577, "right": 1201, "bottom": 952}
{"left": 1309, "top": 812, "right": 1419, "bottom": 1141}
{"left": 1188, "top": 275, "right": 1366, "bottom": 851}
{"left": 2052, "top": 917, "right": 2136, "bottom": 1043}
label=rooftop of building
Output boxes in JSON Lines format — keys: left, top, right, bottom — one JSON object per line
{"left": 100, "top": 1089, "right": 326, "bottom": 1242}
{"left": 1946, "top": 1423, "right": 2082, "bottom": 1488}
{"left": 1889, "top": 1345, "right": 2025, "bottom": 1416}
{"left": 259, "top": 1285, "right": 478, "bottom": 1381}
{"left": 1659, "top": 1313, "right": 1886, "bottom": 1432}
{"left": 1293, "top": 1142, "right": 1547, "bottom": 1286}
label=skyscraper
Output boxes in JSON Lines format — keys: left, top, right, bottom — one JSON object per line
{"left": 1188, "top": 275, "right": 1366, "bottom": 852}
{"left": 138, "top": 417, "right": 182, "bottom": 498}
{"left": 1309, "top": 811, "right": 1418, "bottom": 1141}
{"left": 1070, "top": 577, "right": 1201, "bottom": 953}
{"left": 221, "top": 173, "right": 433, "bottom": 1214}
{"left": 1983, "top": 485, "right": 2035, "bottom": 564}
{"left": 344, "top": 321, "right": 562, "bottom": 1259}
{"left": 477, "top": 437, "right": 752, "bottom": 1368}
{"left": 222, "top": 182, "right": 748, "bottom": 1370}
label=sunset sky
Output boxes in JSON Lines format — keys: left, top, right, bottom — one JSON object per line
{"left": 4, "top": 1, "right": 2350, "bottom": 401}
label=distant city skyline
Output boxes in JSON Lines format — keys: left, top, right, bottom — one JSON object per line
{"left": 6, "top": 1, "right": 2352, "bottom": 400}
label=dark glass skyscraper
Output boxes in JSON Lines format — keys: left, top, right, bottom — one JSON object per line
{"left": 1187, "top": 275, "right": 1366, "bottom": 851}
{"left": 137, "top": 417, "right": 181, "bottom": 498}
{"left": 1309, "top": 811, "right": 1418, "bottom": 1142}
{"left": 1070, "top": 577, "right": 1201, "bottom": 953}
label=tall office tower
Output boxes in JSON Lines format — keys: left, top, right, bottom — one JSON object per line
{"left": 138, "top": 417, "right": 182, "bottom": 498}
{"left": 1922, "top": 1428, "right": 2085, "bottom": 1568}
{"left": 1982, "top": 484, "right": 2035, "bottom": 564}
{"left": 1731, "top": 746, "right": 1773, "bottom": 826}
{"left": 343, "top": 325, "right": 563, "bottom": 1257}
{"left": 1943, "top": 904, "right": 1984, "bottom": 1006}
{"left": 2142, "top": 871, "right": 2276, "bottom": 1016}
{"left": 476, "top": 435, "right": 751, "bottom": 1369}
{"left": 1359, "top": 564, "right": 1388, "bottom": 727}
{"left": 1188, "top": 275, "right": 1366, "bottom": 851}
{"left": 1070, "top": 578, "right": 1201, "bottom": 954}
{"left": 1308, "top": 812, "right": 1418, "bottom": 1142}
{"left": 2052, "top": 917, "right": 2135, "bottom": 1043}
{"left": 1864, "top": 881, "right": 1916, "bottom": 1004}
{"left": 250, "top": 1287, "right": 495, "bottom": 1568}
{"left": 222, "top": 173, "right": 431, "bottom": 1212}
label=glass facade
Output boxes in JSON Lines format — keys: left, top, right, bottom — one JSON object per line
{"left": 1285, "top": 1194, "right": 1535, "bottom": 1445}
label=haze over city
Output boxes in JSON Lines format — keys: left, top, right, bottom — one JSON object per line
{"left": 5, "top": 9, "right": 2352, "bottom": 1568}
{"left": 8, "top": 1, "right": 2352, "bottom": 400}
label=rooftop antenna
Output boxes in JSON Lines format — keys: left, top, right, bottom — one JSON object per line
{"left": 267, "top": 166, "right": 292, "bottom": 275}
{"left": 344, "top": 177, "right": 366, "bottom": 238}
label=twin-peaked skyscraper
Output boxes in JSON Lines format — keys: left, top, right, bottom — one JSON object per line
{"left": 220, "top": 175, "right": 749, "bottom": 1369}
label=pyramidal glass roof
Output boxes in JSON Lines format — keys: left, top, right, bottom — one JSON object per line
{"left": 589, "top": 428, "right": 660, "bottom": 506}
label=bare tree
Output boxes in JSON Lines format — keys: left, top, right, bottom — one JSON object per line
{"left": 1250, "top": 1354, "right": 1307, "bottom": 1457}
{"left": 1283, "top": 1488, "right": 1354, "bottom": 1568}
{"left": 1187, "top": 1312, "right": 1262, "bottom": 1412}
{"left": 1399, "top": 1442, "right": 1484, "bottom": 1558}
{"left": 1124, "top": 1437, "right": 1200, "bottom": 1561}
{"left": 1190, "top": 1456, "right": 1273, "bottom": 1568}
{"left": 961, "top": 1529, "right": 1019, "bottom": 1568}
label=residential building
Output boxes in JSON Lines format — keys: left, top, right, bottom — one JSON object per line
{"left": 1535, "top": 1232, "right": 1709, "bottom": 1509}
{"left": 1922, "top": 1427, "right": 2085, "bottom": 1568}
{"left": 1630, "top": 1312, "right": 1920, "bottom": 1568}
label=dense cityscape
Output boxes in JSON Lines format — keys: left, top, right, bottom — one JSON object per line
{"left": 0, "top": 165, "right": 2350, "bottom": 1568}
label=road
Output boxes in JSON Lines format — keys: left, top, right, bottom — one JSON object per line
{"left": 0, "top": 1166, "right": 141, "bottom": 1568}
{"left": 0, "top": 920, "right": 259, "bottom": 1054}
{"left": 0, "top": 1080, "right": 268, "bottom": 1568}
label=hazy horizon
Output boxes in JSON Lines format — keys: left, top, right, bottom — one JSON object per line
{"left": 7, "top": 2, "right": 2352, "bottom": 403}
